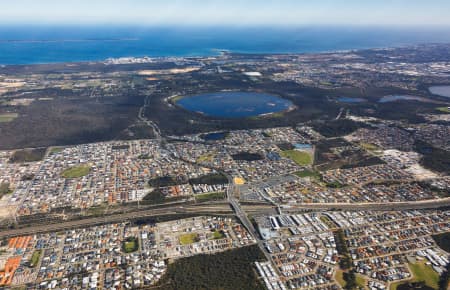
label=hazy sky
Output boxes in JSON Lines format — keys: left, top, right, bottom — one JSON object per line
{"left": 1, "top": 0, "right": 449, "bottom": 26}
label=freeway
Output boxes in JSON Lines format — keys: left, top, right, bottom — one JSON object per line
{"left": 0, "top": 204, "right": 234, "bottom": 239}
{"left": 4, "top": 195, "right": 449, "bottom": 238}
{"left": 2, "top": 194, "right": 449, "bottom": 239}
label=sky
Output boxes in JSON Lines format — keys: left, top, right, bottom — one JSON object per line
{"left": 0, "top": 0, "right": 449, "bottom": 26}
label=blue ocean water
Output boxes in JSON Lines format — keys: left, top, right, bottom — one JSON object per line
{"left": 176, "top": 92, "right": 293, "bottom": 118}
{"left": 0, "top": 26, "right": 450, "bottom": 64}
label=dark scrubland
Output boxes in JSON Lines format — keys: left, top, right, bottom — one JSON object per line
{"left": 0, "top": 57, "right": 444, "bottom": 149}
{"left": 157, "top": 245, "right": 266, "bottom": 290}
{"left": 9, "top": 148, "right": 47, "bottom": 163}
{"left": 188, "top": 173, "right": 228, "bottom": 185}
{"left": 414, "top": 140, "right": 450, "bottom": 175}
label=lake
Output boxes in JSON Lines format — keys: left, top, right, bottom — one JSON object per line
{"left": 378, "top": 95, "right": 428, "bottom": 103}
{"left": 201, "top": 132, "right": 228, "bottom": 141}
{"left": 429, "top": 86, "right": 450, "bottom": 98}
{"left": 337, "top": 97, "right": 366, "bottom": 103}
{"left": 176, "top": 92, "right": 294, "bottom": 118}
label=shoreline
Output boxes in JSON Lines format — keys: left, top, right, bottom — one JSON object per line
{"left": 1, "top": 42, "right": 449, "bottom": 67}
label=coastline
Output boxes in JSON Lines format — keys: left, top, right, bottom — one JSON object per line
{"left": 1, "top": 25, "right": 450, "bottom": 65}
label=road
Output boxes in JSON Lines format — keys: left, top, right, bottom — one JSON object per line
{"left": 225, "top": 173, "right": 274, "bottom": 262}
{"left": 6, "top": 195, "right": 448, "bottom": 239}
{"left": 0, "top": 204, "right": 234, "bottom": 239}
{"left": 138, "top": 91, "right": 162, "bottom": 141}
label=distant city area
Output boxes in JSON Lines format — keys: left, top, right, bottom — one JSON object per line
{"left": 0, "top": 43, "right": 449, "bottom": 289}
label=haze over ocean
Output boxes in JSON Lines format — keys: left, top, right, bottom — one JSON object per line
{"left": 1, "top": 26, "right": 450, "bottom": 65}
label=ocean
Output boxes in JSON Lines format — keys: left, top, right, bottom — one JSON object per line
{"left": 0, "top": 26, "right": 450, "bottom": 65}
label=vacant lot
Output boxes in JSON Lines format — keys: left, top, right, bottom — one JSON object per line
{"left": 179, "top": 233, "right": 199, "bottom": 245}
{"left": 0, "top": 183, "right": 12, "bottom": 198}
{"left": 295, "top": 169, "right": 321, "bottom": 179}
{"left": 61, "top": 164, "right": 91, "bottom": 178}
{"left": 195, "top": 192, "right": 225, "bottom": 202}
{"left": 0, "top": 113, "right": 18, "bottom": 123}
{"left": 9, "top": 148, "right": 47, "bottom": 163}
{"left": 281, "top": 150, "right": 312, "bottom": 166}
{"left": 212, "top": 230, "right": 225, "bottom": 240}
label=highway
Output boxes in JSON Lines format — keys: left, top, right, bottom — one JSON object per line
{"left": 0, "top": 204, "right": 234, "bottom": 239}
{"left": 3, "top": 194, "right": 449, "bottom": 239}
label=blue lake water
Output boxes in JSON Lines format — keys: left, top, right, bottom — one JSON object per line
{"left": 294, "top": 143, "right": 313, "bottom": 150}
{"left": 429, "top": 86, "right": 450, "bottom": 98}
{"left": 337, "top": 97, "right": 366, "bottom": 103}
{"left": 176, "top": 92, "right": 293, "bottom": 118}
{"left": 1, "top": 26, "right": 450, "bottom": 64}
{"left": 378, "top": 95, "right": 426, "bottom": 103}
{"left": 201, "top": 132, "right": 228, "bottom": 141}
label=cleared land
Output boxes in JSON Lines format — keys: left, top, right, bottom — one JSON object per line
{"left": 179, "top": 233, "right": 199, "bottom": 245}
{"left": 436, "top": 107, "right": 450, "bottom": 113}
{"left": 0, "top": 113, "right": 18, "bottom": 123}
{"left": 61, "top": 164, "right": 91, "bottom": 178}
{"left": 360, "top": 142, "right": 380, "bottom": 152}
{"left": 281, "top": 150, "right": 312, "bottom": 166}
{"left": 195, "top": 192, "right": 226, "bottom": 202}
{"left": 0, "top": 183, "right": 12, "bottom": 198}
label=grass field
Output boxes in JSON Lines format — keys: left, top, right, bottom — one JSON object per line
{"left": 49, "top": 147, "right": 64, "bottom": 155}
{"left": 335, "top": 270, "right": 366, "bottom": 289}
{"left": 196, "top": 152, "right": 216, "bottom": 163}
{"left": 409, "top": 262, "right": 439, "bottom": 289}
{"left": 30, "top": 250, "right": 42, "bottom": 267}
{"left": 179, "top": 233, "right": 199, "bottom": 245}
{"left": 195, "top": 191, "right": 225, "bottom": 202}
{"left": 436, "top": 106, "right": 450, "bottom": 113}
{"left": 61, "top": 164, "right": 91, "bottom": 178}
{"left": 0, "top": 113, "right": 18, "bottom": 123}
{"left": 281, "top": 150, "right": 312, "bottom": 166}
{"left": 295, "top": 169, "right": 321, "bottom": 179}
{"left": 0, "top": 183, "right": 13, "bottom": 198}
{"left": 212, "top": 230, "right": 225, "bottom": 240}
{"left": 360, "top": 142, "right": 380, "bottom": 151}
{"left": 335, "top": 269, "right": 346, "bottom": 287}
{"left": 122, "top": 237, "right": 139, "bottom": 253}
{"left": 390, "top": 261, "right": 439, "bottom": 290}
